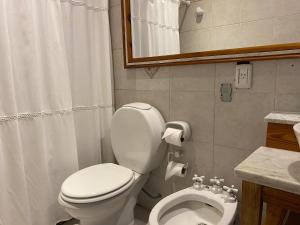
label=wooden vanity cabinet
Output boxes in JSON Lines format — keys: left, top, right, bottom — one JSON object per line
{"left": 266, "top": 123, "right": 300, "bottom": 152}
{"left": 240, "top": 122, "right": 300, "bottom": 225}
{"left": 265, "top": 122, "right": 300, "bottom": 225}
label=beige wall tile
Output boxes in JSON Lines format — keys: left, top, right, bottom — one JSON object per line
{"left": 171, "top": 91, "right": 215, "bottom": 143}
{"left": 274, "top": 0, "right": 300, "bottom": 17}
{"left": 214, "top": 92, "right": 274, "bottom": 150}
{"left": 276, "top": 94, "right": 300, "bottom": 112}
{"left": 251, "top": 60, "right": 277, "bottom": 93}
{"left": 178, "top": 141, "right": 214, "bottom": 182}
{"left": 135, "top": 90, "right": 170, "bottom": 120}
{"left": 240, "top": 0, "right": 275, "bottom": 22}
{"left": 180, "top": 29, "right": 212, "bottom": 53}
{"left": 274, "top": 13, "right": 300, "bottom": 44}
{"left": 212, "top": 0, "right": 241, "bottom": 27}
{"left": 277, "top": 59, "right": 300, "bottom": 94}
{"left": 109, "top": 5, "right": 123, "bottom": 50}
{"left": 109, "top": 0, "right": 120, "bottom": 8}
{"left": 171, "top": 64, "right": 216, "bottom": 92}
{"left": 180, "top": 0, "right": 213, "bottom": 32}
{"left": 240, "top": 19, "right": 274, "bottom": 47}
{"left": 214, "top": 145, "right": 253, "bottom": 195}
{"left": 114, "top": 90, "right": 137, "bottom": 109}
{"left": 113, "top": 50, "right": 136, "bottom": 90}
{"left": 135, "top": 67, "right": 170, "bottom": 91}
{"left": 211, "top": 24, "right": 242, "bottom": 50}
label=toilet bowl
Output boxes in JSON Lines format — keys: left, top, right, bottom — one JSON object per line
{"left": 58, "top": 165, "right": 149, "bottom": 225}
{"left": 149, "top": 187, "right": 237, "bottom": 225}
{"left": 58, "top": 103, "right": 167, "bottom": 225}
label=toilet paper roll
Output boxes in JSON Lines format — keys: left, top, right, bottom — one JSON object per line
{"left": 165, "top": 161, "right": 188, "bottom": 181}
{"left": 162, "top": 128, "right": 184, "bottom": 147}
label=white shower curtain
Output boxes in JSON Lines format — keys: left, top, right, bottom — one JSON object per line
{"left": 0, "top": 0, "right": 113, "bottom": 225}
{"left": 131, "top": 0, "right": 180, "bottom": 58}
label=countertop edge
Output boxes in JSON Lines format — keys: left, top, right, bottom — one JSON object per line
{"left": 234, "top": 168, "right": 300, "bottom": 196}
{"left": 264, "top": 112, "right": 300, "bottom": 125}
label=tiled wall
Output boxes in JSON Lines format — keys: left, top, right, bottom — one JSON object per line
{"left": 179, "top": 0, "right": 300, "bottom": 53}
{"left": 109, "top": 1, "right": 300, "bottom": 208}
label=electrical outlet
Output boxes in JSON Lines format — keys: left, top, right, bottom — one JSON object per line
{"left": 235, "top": 64, "right": 252, "bottom": 89}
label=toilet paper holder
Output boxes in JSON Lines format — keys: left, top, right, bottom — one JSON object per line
{"left": 165, "top": 121, "right": 191, "bottom": 142}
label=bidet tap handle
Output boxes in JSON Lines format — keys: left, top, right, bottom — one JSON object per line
{"left": 223, "top": 185, "right": 238, "bottom": 202}
{"left": 193, "top": 174, "right": 205, "bottom": 183}
{"left": 223, "top": 185, "right": 238, "bottom": 194}
{"left": 193, "top": 174, "right": 205, "bottom": 190}
{"left": 210, "top": 177, "right": 224, "bottom": 186}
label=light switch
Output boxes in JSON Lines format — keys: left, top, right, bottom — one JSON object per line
{"left": 235, "top": 63, "right": 252, "bottom": 89}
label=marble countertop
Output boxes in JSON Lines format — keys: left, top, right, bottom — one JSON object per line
{"left": 235, "top": 146, "right": 300, "bottom": 195}
{"left": 265, "top": 112, "right": 300, "bottom": 125}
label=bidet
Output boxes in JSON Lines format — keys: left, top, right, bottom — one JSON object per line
{"left": 148, "top": 175, "right": 238, "bottom": 225}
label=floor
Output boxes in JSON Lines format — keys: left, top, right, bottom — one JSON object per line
{"left": 60, "top": 205, "right": 149, "bottom": 225}
{"left": 134, "top": 205, "right": 149, "bottom": 225}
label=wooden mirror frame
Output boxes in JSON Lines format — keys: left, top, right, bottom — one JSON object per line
{"left": 121, "top": 0, "right": 300, "bottom": 68}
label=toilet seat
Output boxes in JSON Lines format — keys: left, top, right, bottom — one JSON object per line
{"left": 60, "top": 163, "right": 135, "bottom": 204}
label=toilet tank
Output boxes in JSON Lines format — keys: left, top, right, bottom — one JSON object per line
{"left": 111, "top": 103, "right": 167, "bottom": 174}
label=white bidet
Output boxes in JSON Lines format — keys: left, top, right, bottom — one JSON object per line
{"left": 149, "top": 187, "right": 237, "bottom": 225}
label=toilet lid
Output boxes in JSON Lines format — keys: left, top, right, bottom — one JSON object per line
{"left": 61, "top": 163, "right": 134, "bottom": 199}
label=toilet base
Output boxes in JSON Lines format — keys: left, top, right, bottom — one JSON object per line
{"left": 59, "top": 173, "right": 149, "bottom": 225}
{"left": 78, "top": 194, "right": 137, "bottom": 225}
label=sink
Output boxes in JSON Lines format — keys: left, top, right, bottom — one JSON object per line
{"left": 294, "top": 123, "right": 300, "bottom": 147}
{"left": 287, "top": 124, "right": 300, "bottom": 186}
{"left": 288, "top": 161, "right": 300, "bottom": 183}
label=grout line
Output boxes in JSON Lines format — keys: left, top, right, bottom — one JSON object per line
{"left": 214, "top": 143, "right": 257, "bottom": 154}
{"left": 109, "top": 3, "right": 121, "bottom": 9}
{"left": 167, "top": 89, "right": 216, "bottom": 93}
{"left": 274, "top": 60, "right": 279, "bottom": 111}
{"left": 112, "top": 47, "right": 123, "bottom": 51}
{"left": 168, "top": 67, "right": 172, "bottom": 121}
{"left": 212, "top": 63, "right": 217, "bottom": 176}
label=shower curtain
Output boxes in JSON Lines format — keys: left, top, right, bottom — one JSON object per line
{"left": 131, "top": 0, "right": 180, "bottom": 58}
{"left": 0, "top": 0, "right": 113, "bottom": 225}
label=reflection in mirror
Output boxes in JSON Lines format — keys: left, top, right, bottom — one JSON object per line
{"left": 131, "top": 0, "right": 181, "bottom": 58}
{"left": 130, "top": 0, "right": 300, "bottom": 58}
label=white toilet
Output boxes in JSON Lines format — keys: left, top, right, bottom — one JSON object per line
{"left": 58, "top": 103, "right": 167, "bottom": 225}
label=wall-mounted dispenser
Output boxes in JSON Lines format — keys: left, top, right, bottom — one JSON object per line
{"left": 165, "top": 161, "right": 188, "bottom": 181}
{"left": 165, "top": 151, "right": 188, "bottom": 181}
{"left": 163, "top": 121, "right": 191, "bottom": 181}
{"left": 162, "top": 121, "right": 191, "bottom": 147}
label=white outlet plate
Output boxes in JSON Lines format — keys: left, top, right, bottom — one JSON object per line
{"left": 235, "top": 64, "right": 252, "bottom": 89}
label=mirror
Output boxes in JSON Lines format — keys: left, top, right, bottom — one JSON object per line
{"left": 122, "top": 0, "right": 300, "bottom": 67}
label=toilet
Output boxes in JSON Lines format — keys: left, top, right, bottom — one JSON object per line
{"left": 58, "top": 103, "right": 167, "bottom": 225}
{"left": 149, "top": 187, "right": 238, "bottom": 225}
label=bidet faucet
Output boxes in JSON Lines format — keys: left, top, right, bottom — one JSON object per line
{"left": 192, "top": 174, "right": 205, "bottom": 190}
{"left": 210, "top": 177, "right": 224, "bottom": 194}
{"left": 223, "top": 185, "right": 238, "bottom": 202}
